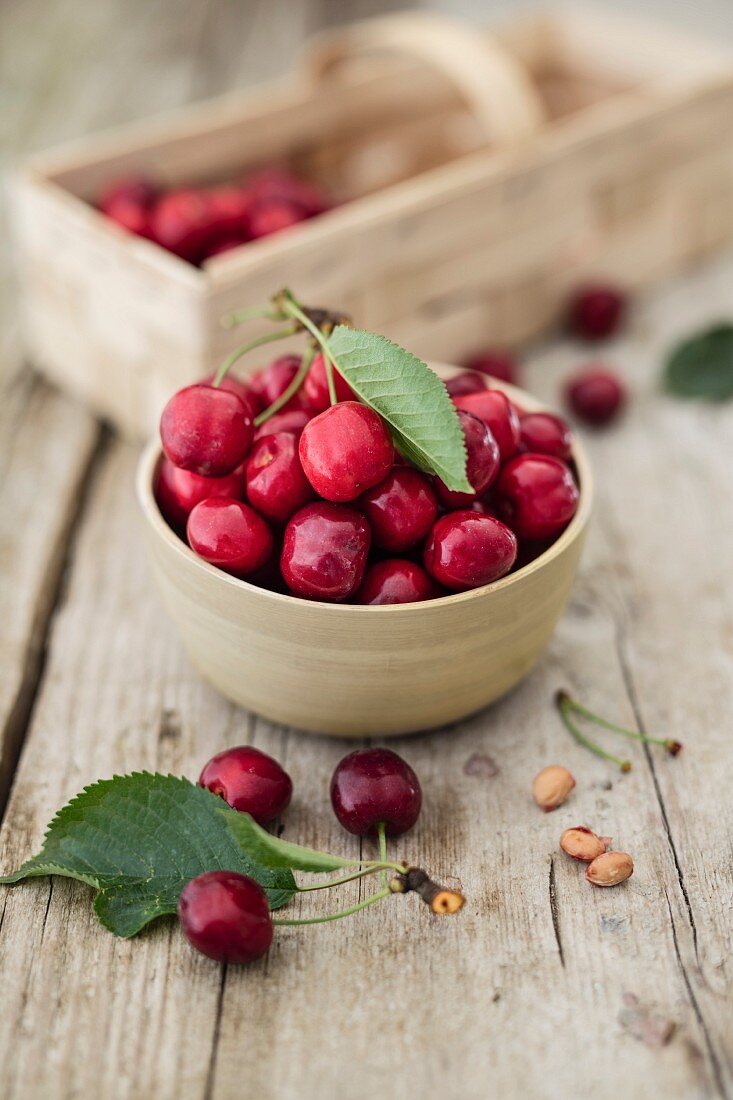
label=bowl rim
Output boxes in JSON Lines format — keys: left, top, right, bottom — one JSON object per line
{"left": 136, "top": 370, "right": 593, "bottom": 614}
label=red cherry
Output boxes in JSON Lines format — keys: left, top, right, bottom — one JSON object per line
{"left": 200, "top": 372, "right": 260, "bottom": 416}
{"left": 445, "top": 371, "right": 488, "bottom": 397}
{"left": 303, "top": 353, "right": 355, "bottom": 412}
{"left": 254, "top": 408, "right": 311, "bottom": 440}
{"left": 423, "top": 512, "right": 517, "bottom": 591}
{"left": 246, "top": 168, "right": 329, "bottom": 217}
{"left": 464, "top": 349, "right": 519, "bottom": 385}
{"left": 519, "top": 412, "right": 573, "bottom": 460}
{"left": 565, "top": 368, "right": 626, "bottom": 427}
{"left": 567, "top": 284, "right": 626, "bottom": 341}
{"left": 357, "top": 559, "right": 440, "bottom": 605}
{"left": 156, "top": 457, "right": 244, "bottom": 530}
{"left": 452, "top": 390, "right": 520, "bottom": 461}
{"left": 203, "top": 237, "right": 245, "bottom": 259}
{"left": 248, "top": 199, "right": 303, "bottom": 239}
{"left": 280, "top": 502, "right": 370, "bottom": 601}
{"left": 359, "top": 468, "right": 437, "bottom": 553}
{"left": 149, "top": 189, "right": 214, "bottom": 263}
{"left": 245, "top": 432, "right": 315, "bottom": 524}
{"left": 204, "top": 186, "right": 251, "bottom": 245}
{"left": 178, "top": 871, "right": 272, "bottom": 964}
{"left": 99, "top": 177, "right": 158, "bottom": 238}
{"left": 299, "top": 402, "right": 393, "bottom": 502}
{"left": 160, "top": 384, "right": 253, "bottom": 477}
{"left": 199, "top": 745, "right": 292, "bottom": 824}
{"left": 496, "top": 453, "right": 579, "bottom": 540}
{"left": 248, "top": 355, "right": 309, "bottom": 414}
{"left": 331, "top": 748, "right": 422, "bottom": 837}
{"left": 187, "top": 498, "right": 273, "bottom": 577}
{"left": 435, "top": 409, "right": 500, "bottom": 508}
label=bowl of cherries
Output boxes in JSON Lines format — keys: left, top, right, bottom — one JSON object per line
{"left": 137, "top": 290, "right": 592, "bottom": 736}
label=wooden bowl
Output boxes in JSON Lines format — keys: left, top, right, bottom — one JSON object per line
{"left": 136, "top": 375, "right": 592, "bottom": 737}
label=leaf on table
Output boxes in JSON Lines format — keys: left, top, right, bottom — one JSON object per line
{"left": 0, "top": 773, "right": 295, "bottom": 937}
{"left": 326, "top": 326, "right": 471, "bottom": 491}
{"left": 663, "top": 323, "right": 733, "bottom": 401}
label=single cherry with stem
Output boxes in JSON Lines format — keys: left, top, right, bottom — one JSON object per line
{"left": 330, "top": 748, "right": 422, "bottom": 838}
{"left": 178, "top": 871, "right": 273, "bottom": 963}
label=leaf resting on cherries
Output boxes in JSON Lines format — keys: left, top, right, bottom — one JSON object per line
{"left": 326, "top": 325, "right": 471, "bottom": 492}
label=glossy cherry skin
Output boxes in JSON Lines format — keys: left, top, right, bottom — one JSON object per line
{"left": 452, "top": 390, "right": 520, "bottom": 462}
{"left": 464, "top": 349, "right": 519, "bottom": 385}
{"left": 156, "top": 457, "right": 245, "bottom": 531}
{"left": 178, "top": 871, "right": 273, "bottom": 964}
{"left": 200, "top": 373, "right": 259, "bottom": 417}
{"left": 160, "top": 384, "right": 254, "bottom": 477}
{"left": 187, "top": 498, "right": 273, "bottom": 577}
{"left": 199, "top": 745, "right": 292, "bottom": 824}
{"left": 245, "top": 432, "right": 315, "bottom": 524}
{"left": 519, "top": 412, "right": 573, "bottom": 460}
{"left": 445, "top": 371, "right": 488, "bottom": 398}
{"left": 99, "top": 177, "right": 158, "bottom": 237}
{"left": 303, "top": 354, "right": 355, "bottom": 412}
{"left": 423, "top": 511, "right": 517, "bottom": 591}
{"left": 330, "top": 748, "right": 422, "bottom": 837}
{"left": 254, "top": 408, "right": 311, "bottom": 441}
{"left": 567, "top": 284, "right": 626, "bottom": 341}
{"left": 496, "top": 453, "right": 579, "bottom": 540}
{"left": 281, "top": 502, "right": 371, "bottom": 601}
{"left": 149, "top": 189, "right": 214, "bottom": 263}
{"left": 248, "top": 355, "right": 309, "bottom": 414}
{"left": 357, "top": 559, "right": 440, "bottom": 605}
{"left": 565, "top": 368, "right": 626, "bottom": 426}
{"left": 359, "top": 467, "right": 437, "bottom": 553}
{"left": 299, "top": 402, "right": 393, "bottom": 503}
{"left": 435, "top": 409, "right": 500, "bottom": 508}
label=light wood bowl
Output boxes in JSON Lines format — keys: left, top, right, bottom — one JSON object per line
{"left": 136, "top": 374, "right": 592, "bottom": 737}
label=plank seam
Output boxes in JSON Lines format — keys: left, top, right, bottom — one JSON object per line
{"left": 548, "top": 854, "right": 564, "bottom": 968}
{"left": 203, "top": 961, "right": 228, "bottom": 1100}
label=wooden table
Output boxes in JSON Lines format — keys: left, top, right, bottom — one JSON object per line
{"left": 2, "top": 3, "right": 732, "bottom": 1098}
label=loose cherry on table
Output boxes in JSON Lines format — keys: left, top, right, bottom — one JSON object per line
{"left": 423, "top": 511, "right": 518, "bottom": 591}
{"left": 330, "top": 748, "right": 422, "bottom": 837}
{"left": 187, "top": 497, "right": 274, "bottom": 577}
{"left": 248, "top": 355, "right": 310, "bottom": 413}
{"left": 199, "top": 745, "right": 292, "bottom": 824}
{"left": 567, "top": 283, "right": 626, "bottom": 341}
{"left": 178, "top": 871, "right": 273, "bottom": 964}
{"left": 519, "top": 412, "right": 573, "bottom": 460}
{"left": 302, "top": 353, "right": 355, "bottom": 412}
{"left": 434, "top": 409, "right": 500, "bottom": 509}
{"left": 299, "top": 401, "right": 393, "bottom": 502}
{"left": 445, "top": 371, "right": 488, "bottom": 398}
{"left": 156, "top": 456, "right": 245, "bottom": 531}
{"left": 359, "top": 467, "right": 438, "bottom": 553}
{"left": 280, "top": 501, "right": 371, "bottom": 600}
{"left": 452, "top": 390, "right": 521, "bottom": 462}
{"left": 245, "top": 431, "right": 315, "bottom": 524}
{"left": 495, "top": 453, "right": 579, "bottom": 541}
{"left": 357, "top": 559, "right": 440, "bottom": 605}
{"left": 565, "top": 367, "right": 626, "bottom": 427}
{"left": 160, "top": 384, "right": 254, "bottom": 477}
{"left": 463, "top": 349, "right": 519, "bottom": 385}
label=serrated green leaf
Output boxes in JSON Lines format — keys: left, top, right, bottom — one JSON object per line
{"left": 664, "top": 323, "right": 733, "bottom": 401}
{"left": 221, "top": 810, "right": 354, "bottom": 872}
{"left": 0, "top": 773, "right": 295, "bottom": 937}
{"left": 326, "top": 326, "right": 471, "bottom": 491}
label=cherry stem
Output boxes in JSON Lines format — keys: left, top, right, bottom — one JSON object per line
{"left": 558, "top": 691, "right": 682, "bottom": 754}
{"left": 278, "top": 290, "right": 344, "bottom": 398}
{"left": 556, "top": 692, "right": 632, "bottom": 773}
{"left": 221, "top": 304, "right": 283, "bottom": 328}
{"left": 377, "top": 822, "right": 388, "bottom": 889}
{"left": 213, "top": 326, "right": 297, "bottom": 387}
{"left": 295, "top": 862, "right": 398, "bottom": 893}
{"left": 254, "top": 344, "right": 315, "bottom": 427}
{"left": 273, "top": 886, "right": 392, "bottom": 926}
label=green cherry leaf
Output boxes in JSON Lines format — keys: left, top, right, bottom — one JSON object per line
{"left": 220, "top": 809, "right": 355, "bottom": 873}
{"left": 663, "top": 323, "right": 733, "bottom": 401}
{"left": 326, "top": 326, "right": 471, "bottom": 492}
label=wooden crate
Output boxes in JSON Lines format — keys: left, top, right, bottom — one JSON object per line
{"left": 11, "top": 4, "right": 733, "bottom": 438}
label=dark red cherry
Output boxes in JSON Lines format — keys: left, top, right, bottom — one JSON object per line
{"left": 203, "top": 236, "right": 245, "bottom": 259}
{"left": 330, "top": 748, "right": 422, "bottom": 837}
{"left": 160, "top": 384, "right": 254, "bottom": 477}
{"left": 204, "top": 185, "right": 251, "bottom": 246}
{"left": 435, "top": 409, "right": 500, "bottom": 508}
{"left": 178, "top": 871, "right": 273, "bottom": 964}
{"left": 495, "top": 453, "right": 579, "bottom": 540}
{"left": 567, "top": 284, "right": 626, "bottom": 341}
{"left": 464, "top": 349, "right": 519, "bottom": 385}
{"left": 357, "top": 559, "right": 440, "bottom": 605}
{"left": 281, "top": 502, "right": 371, "bottom": 600}
{"left": 248, "top": 355, "right": 309, "bottom": 414}
{"left": 303, "top": 353, "right": 355, "bottom": 412}
{"left": 444, "top": 371, "right": 488, "bottom": 398}
{"left": 452, "top": 390, "right": 520, "bottom": 461}
{"left": 423, "top": 512, "right": 517, "bottom": 591}
{"left": 199, "top": 745, "right": 292, "bottom": 824}
{"left": 565, "top": 368, "right": 626, "bottom": 426}
{"left": 149, "top": 189, "right": 214, "bottom": 263}
{"left": 359, "top": 468, "right": 437, "bottom": 553}
{"left": 187, "top": 498, "right": 273, "bottom": 577}
{"left": 519, "top": 412, "right": 573, "bottom": 459}
{"left": 99, "top": 176, "right": 158, "bottom": 238}
{"left": 299, "top": 402, "right": 393, "bottom": 502}
{"left": 253, "top": 408, "right": 312, "bottom": 441}
{"left": 245, "top": 432, "right": 315, "bottom": 524}
{"left": 156, "top": 456, "right": 244, "bottom": 530}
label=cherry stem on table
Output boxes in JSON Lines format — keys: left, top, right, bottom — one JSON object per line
{"left": 212, "top": 326, "right": 297, "bottom": 387}
{"left": 556, "top": 692, "right": 632, "bottom": 772}
{"left": 273, "top": 886, "right": 393, "bottom": 926}
{"left": 558, "top": 691, "right": 681, "bottom": 754}
{"left": 295, "top": 860, "right": 403, "bottom": 894}
{"left": 254, "top": 344, "right": 315, "bottom": 427}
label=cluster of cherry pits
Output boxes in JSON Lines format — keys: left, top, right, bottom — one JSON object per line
{"left": 98, "top": 167, "right": 330, "bottom": 265}
{"left": 179, "top": 745, "right": 424, "bottom": 964}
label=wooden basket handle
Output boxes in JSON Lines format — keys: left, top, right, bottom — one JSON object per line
{"left": 302, "top": 12, "right": 545, "bottom": 146}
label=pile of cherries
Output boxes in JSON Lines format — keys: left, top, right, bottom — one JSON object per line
{"left": 157, "top": 348, "right": 581, "bottom": 604}
{"left": 181, "top": 744, "right": 433, "bottom": 964}
{"left": 98, "top": 167, "right": 330, "bottom": 265}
